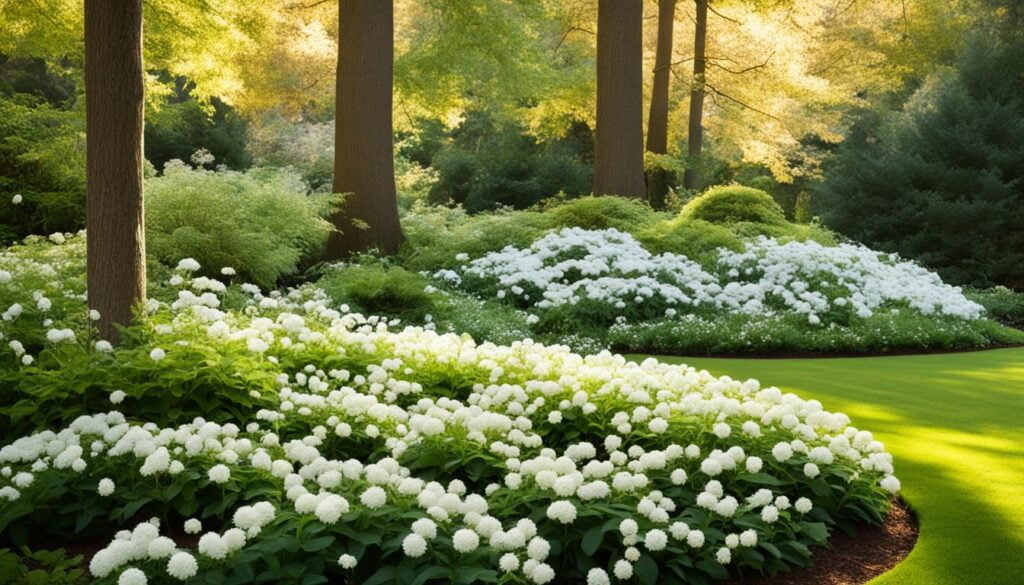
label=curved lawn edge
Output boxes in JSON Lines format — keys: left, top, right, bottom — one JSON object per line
{"left": 643, "top": 349, "right": 1024, "bottom": 585}
{"left": 725, "top": 499, "right": 918, "bottom": 585}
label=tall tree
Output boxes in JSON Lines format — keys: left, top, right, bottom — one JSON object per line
{"left": 593, "top": 0, "right": 645, "bottom": 198}
{"left": 85, "top": 0, "right": 146, "bottom": 342}
{"left": 683, "top": 0, "right": 709, "bottom": 190}
{"left": 646, "top": 0, "right": 677, "bottom": 208}
{"left": 324, "top": 0, "right": 404, "bottom": 258}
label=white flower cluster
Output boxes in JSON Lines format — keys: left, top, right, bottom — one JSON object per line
{"left": 445, "top": 228, "right": 983, "bottom": 325}
{"left": 0, "top": 264, "right": 900, "bottom": 583}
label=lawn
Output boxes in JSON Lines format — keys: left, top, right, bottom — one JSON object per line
{"left": 647, "top": 348, "right": 1024, "bottom": 585}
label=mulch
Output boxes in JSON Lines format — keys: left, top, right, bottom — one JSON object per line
{"left": 725, "top": 499, "right": 919, "bottom": 585}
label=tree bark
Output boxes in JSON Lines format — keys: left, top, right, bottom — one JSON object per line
{"left": 324, "top": 0, "right": 404, "bottom": 259}
{"left": 646, "top": 0, "right": 677, "bottom": 208}
{"left": 85, "top": 0, "right": 146, "bottom": 343}
{"left": 683, "top": 0, "right": 708, "bottom": 191}
{"left": 593, "top": 0, "right": 645, "bottom": 199}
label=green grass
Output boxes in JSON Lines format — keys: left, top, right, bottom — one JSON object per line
{"left": 643, "top": 348, "right": 1024, "bottom": 585}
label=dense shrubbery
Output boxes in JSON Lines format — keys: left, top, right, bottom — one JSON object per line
{"left": 0, "top": 238, "right": 900, "bottom": 585}
{"left": 423, "top": 227, "right": 1021, "bottom": 354}
{"left": 817, "top": 34, "right": 1024, "bottom": 290}
{"left": 145, "top": 160, "right": 338, "bottom": 287}
{"left": 680, "top": 186, "right": 786, "bottom": 226}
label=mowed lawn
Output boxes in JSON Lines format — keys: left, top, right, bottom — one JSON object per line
{"left": 645, "top": 348, "right": 1024, "bottom": 585}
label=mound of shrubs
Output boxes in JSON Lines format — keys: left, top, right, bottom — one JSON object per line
{"left": 0, "top": 237, "right": 901, "bottom": 585}
{"left": 145, "top": 160, "right": 339, "bottom": 288}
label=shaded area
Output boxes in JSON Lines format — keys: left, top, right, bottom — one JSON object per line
{"left": 727, "top": 499, "right": 918, "bottom": 585}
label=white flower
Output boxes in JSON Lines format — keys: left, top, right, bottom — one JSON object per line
{"left": 452, "top": 528, "right": 480, "bottom": 553}
{"left": 644, "top": 529, "right": 668, "bottom": 551}
{"left": 795, "top": 497, "right": 813, "bottom": 514}
{"left": 149, "top": 348, "right": 166, "bottom": 362}
{"left": 686, "top": 530, "right": 705, "bottom": 548}
{"left": 167, "top": 552, "right": 198, "bottom": 580}
{"left": 208, "top": 464, "right": 230, "bottom": 484}
{"left": 98, "top": 478, "right": 115, "bottom": 496}
{"left": 546, "top": 500, "right": 577, "bottom": 524}
{"left": 184, "top": 519, "right": 202, "bottom": 534}
{"left": 716, "top": 547, "right": 732, "bottom": 564}
{"left": 761, "top": 505, "right": 780, "bottom": 523}
{"left": 118, "top": 567, "right": 147, "bottom": 585}
{"left": 402, "top": 533, "right": 428, "bottom": 558}
{"left": 360, "top": 486, "right": 387, "bottom": 509}
{"left": 804, "top": 463, "right": 820, "bottom": 478}
{"left": 338, "top": 554, "right": 358, "bottom": 569}
{"left": 613, "top": 559, "right": 633, "bottom": 579}
{"left": 198, "top": 533, "right": 228, "bottom": 559}
{"left": 587, "top": 568, "right": 610, "bottom": 585}
{"left": 221, "top": 267, "right": 237, "bottom": 276}
{"left": 11, "top": 194, "right": 22, "bottom": 204}
{"left": 740, "top": 529, "right": 758, "bottom": 547}
{"left": 881, "top": 476, "right": 901, "bottom": 494}
{"left": 530, "top": 563, "right": 555, "bottom": 584}
{"left": 177, "top": 258, "right": 201, "bottom": 271}
{"left": 315, "top": 494, "right": 349, "bottom": 524}
{"left": 499, "top": 552, "right": 520, "bottom": 572}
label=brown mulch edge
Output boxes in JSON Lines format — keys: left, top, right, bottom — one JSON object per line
{"left": 613, "top": 342, "right": 1024, "bottom": 360}
{"left": 725, "top": 499, "right": 919, "bottom": 585}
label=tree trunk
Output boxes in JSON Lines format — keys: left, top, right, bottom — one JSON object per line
{"left": 646, "top": 0, "right": 677, "bottom": 209}
{"left": 85, "top": 0, "right": 146, "bottom": 343}
{"left": 324, "top": 0, "right": 404, "bottom": 259}
{"left": 593, "top": 0, "right": 645, "bottom": 199}
{"left": 683, "top": 0, "right": 708, "bottom": 191}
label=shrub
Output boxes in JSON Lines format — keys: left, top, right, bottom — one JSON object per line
{"left": 545, "top": 195, "right": 658, "bottom": 232}
{"left": 145, "top": 161, "right": 337, "bottom": 287}
{"left": 316, "top": 260, "right": 446, "bottom": 323}
{"left": 399, "top": 205, "right": 553, "bottom": 272}
{"left": 0, "top": 96, "right": 86, "bottom": 244}
{"left": 966, "top": 287, "right": 1024, "bottom": 327}
{"left": 680, "top": 186, "right": 786, "bottom": 226}
{"left": 0, "top": 262, "right": 901, "bottom": 585}
{"left": 637, "top": 219, "right": 744, "bottom": 262}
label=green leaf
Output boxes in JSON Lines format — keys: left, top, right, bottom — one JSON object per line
{"left": 301, "top": 536, "right": 335, "bottom": 552}
{"left": 412, "top": 567, "right": 450, "bottom": 585}
{"left": 581, "top": 526, "right": 605, "bottom": 556}
{"left": 362, "top": 566, "right": 396, "bottom": 585}
{"left": 635, "top": 555, "right": 659, "bottom": 585}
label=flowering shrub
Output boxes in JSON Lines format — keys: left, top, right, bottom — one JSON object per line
{"left": 430, "top": 228, "right": 1024, "bottom": 354}
{"left": 0, "top": 245, "right": 901, "bottom": 584}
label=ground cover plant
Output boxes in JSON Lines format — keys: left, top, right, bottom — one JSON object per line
{"left": 0, "top": 236, "right": 901, "bottom": 585}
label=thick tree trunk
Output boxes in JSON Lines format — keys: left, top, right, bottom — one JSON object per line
{"left": 646, "top": 0, "right": 677, "bottom": 209}
{"left": 683, "top": 0, "right": 708, "bottom": 191}
{"left": 593, "top": 0, "right": 645, "bottom": 199}
{"left": 85, "top": 0, "right": 146, "bottom": 343}
{"left": 324, "top": 0, "right": 404, "bottom": 259}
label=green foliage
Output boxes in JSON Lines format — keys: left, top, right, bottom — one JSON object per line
{"left": 415, "top": 110, "right": 592, "bottom": 212}
{"left": 316, "top": 260, "right": 447, "bottom": 323}
{"left": 817, "top": 32, "right": 1024, "bottom": 289}
{"left": 545, "top": 196, "right": 658, "bottom": 232}
{"left": 399, "top": 205, "right": 552, "bottom": 272}
{"left": 0, "top": 548, "right": 87, "bottom": 585}
{"left": 145, "top": 85, "right": 252, "bottom": 172}
{"left": 680, "top": 185, "right": 787, "bottom": 225}
{"left": 637, "top": 219, "right": 745, "bottom": 262}
{"left": 965, "top": 287, "right": 1024, "bottom": 327}
{"left": 607, "top": 312, "right": 1024, "bottom": 356}
{"left": 0, "top": 96, "right": 85, "bottom": 244}
{"left": 145, "top": 162, "right": 337, "bottom": 287}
